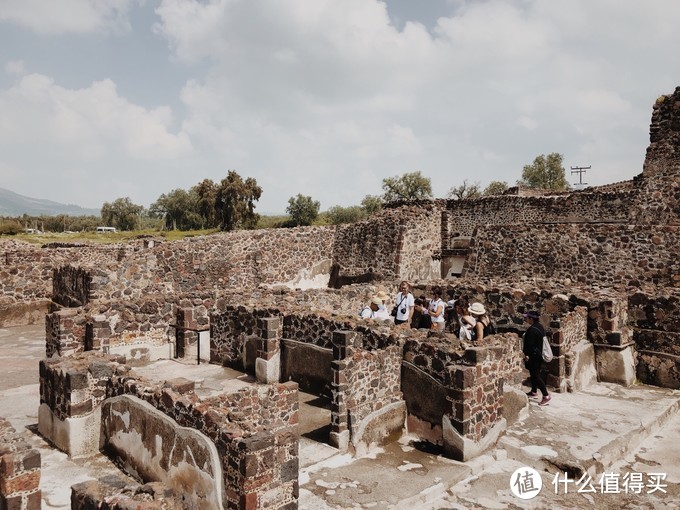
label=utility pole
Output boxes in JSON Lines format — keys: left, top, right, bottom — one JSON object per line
{"left": 571, "top": 165, "right": 590, "bottom": 186}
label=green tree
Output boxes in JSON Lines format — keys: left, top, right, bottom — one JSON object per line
{"left": 191, "top": 179, "right": 219, "bottom": 229}
{"left": 381, "top": 171, "right": 432, "bottom": 202}
{"left": 326, "top": 205, "right": 366, "bottom": 225}
{"left": 286, "top": 194, "right": 320, "bottom": 226}
{"left": 483, "top": 180, "right": 509, "bottom": 196}
{"left": 149, "top": 189, "right": 202, "bottom": 231}
{"left": 215, "top": 170, "right": 262, "bottom": 231}
{"left": 101, "top": 197, "right": 143, "bottom": 231}
{"left": 448, "top": 180, "right": 481, "bottom": 200}
{"left": 360, "top": 194, "right": 383, "bottom": 215}
{"left": 0, "top": 219, "right": 22, "bottom": 235}
{"left": 518, "top": 153, "right": 570, "bottom": 190}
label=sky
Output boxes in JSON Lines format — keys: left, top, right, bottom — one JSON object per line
{"left": 1, "top": 0, "right": 679, "bottom": 214}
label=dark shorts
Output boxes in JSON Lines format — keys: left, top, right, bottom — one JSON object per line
{"left": 395, "top": 318, "right": 408, "bottom": 325}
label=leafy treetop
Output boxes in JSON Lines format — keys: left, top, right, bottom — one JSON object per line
{"left": 381, "top": 171, "right": 432, "bottom": 202}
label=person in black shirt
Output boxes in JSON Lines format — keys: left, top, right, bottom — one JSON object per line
{"left": 523, "top": 311, "right": 551, "bottom": 406}
{"left": 411, "top": 298, "right": 432, "bottom": 330}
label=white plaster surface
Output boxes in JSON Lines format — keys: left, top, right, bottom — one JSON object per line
{"left": 38, "top": 403, "right": 102, "bottom": 458}
{"left": 102, "top": 395, "right": 223, "bottom": 510}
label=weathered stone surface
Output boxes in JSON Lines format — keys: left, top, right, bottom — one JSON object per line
{"left": 101, "top": 395, "right": 223, "bottom": 510}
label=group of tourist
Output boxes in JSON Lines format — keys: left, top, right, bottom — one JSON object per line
{"left": 359, "top": 281, "right": 552, "bottom": 406}
{"left": 359, "top": 282, "right": 494, "bottom": 341}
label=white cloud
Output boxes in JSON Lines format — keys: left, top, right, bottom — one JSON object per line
{"left": 0, "top": 73, "right": 191, "bottom": 159}
{"left": 0, "top": 70, "right": 192, "bottom": 207}
{"left": 4, "top": 0, "right": 680, "bottom": 212}
{"left": 152, "top": 0, "right": 680, "bottom": 208}
{"left": 0, "top": 0, "right": 139, "bottom": 35}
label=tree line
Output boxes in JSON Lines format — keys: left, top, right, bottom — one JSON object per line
{"left": 1, "top": 152, "right": 569, "bottom": 234}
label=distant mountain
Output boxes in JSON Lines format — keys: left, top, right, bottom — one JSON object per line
{"left": 0, "top": 187, "right": 100, "bottom": 217}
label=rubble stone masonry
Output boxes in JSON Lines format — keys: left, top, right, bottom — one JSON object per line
{"left": 39, "top": 352, "right": 299, "bottom": 510}
{"left": 0, "top": 418, "right": 41, "bottom": 510}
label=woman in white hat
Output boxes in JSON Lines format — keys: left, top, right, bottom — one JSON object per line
{"left": 468, "top": 302, "right": 493, "bottom": 340}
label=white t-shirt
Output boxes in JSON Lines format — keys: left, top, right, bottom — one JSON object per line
{"left": 429, "top": 298, "right": 446, "bottom": 323}
{"left": 360, "top": 305, "right": 391, "bottom": 320}
{"left": 374, "top": 305, "right": 391, "bottom": 320}
{"left": 394, "top": 292, "right": 415, "bottom": 321}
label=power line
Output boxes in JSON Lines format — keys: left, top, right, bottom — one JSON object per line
{"left": 570, "top": 165, "right": 590, "bottom": 186}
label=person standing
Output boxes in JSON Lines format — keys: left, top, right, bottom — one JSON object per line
{"left": 394, "top": 281, "right": 415, "bottom": 326}
{"left": 523, "top": 310, "right": 551, "bottom": 406}
{"left": 411, "top": 298, "right": 432, "bottom": 329}
{"left": 429, "top": 286, "right": 446, "bottom": 332}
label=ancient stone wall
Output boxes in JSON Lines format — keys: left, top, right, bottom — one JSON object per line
{"left": 283, "top": 312, "right": 353, "bottom": 349}
{"left": 52, "top": 265, "right": 91, "bottom": 307}
{"left": 628, "top": 290, "right": 680, "bottom": 388}
{"left": 466, "top": 223, "right": 680, "bottom": 287}
{"left": 445, "top": 188, "right": 640, "bottom": 239}
{"left": 1, "top": 226, "right": 336, "bottom": 316}
{"left": 210, "top": 305, "right": 280, "bottom": 368}
{"left": 447, "top": 345, "right": 507, "bottom": 446}
{"left": 0, "top": 417, "right": 41, "bottom": 510}
{"left": 46, "top": 308, "right": 88, "bottom": 358}
{"left": 397, "top": 202, "right": 443, "bottom": 281}
{"left": 45, "top": 298, "right": 177, "bottom": 360}
{"left": 101, "top": 395, "right": 224, "bottom": 509}
{"left": 644, "top": 86, "right": 680, "bottom": 172}
{"left": 331, "top": 210, "right": 405, "bottom": 282}
{"left": 39, "top": 352, "right": 300, "bottom": 510}
{"left": 342, "top": 342, "right": 403, "bottom": 436}
{"left": 402, "top": 332, "right": 524, "bottom": 438}
{"left": 71, "top": 477, "right": 184, "bottom": 510}
{"left": 0, "top": 242, "right": 118, "bottom": 304}
{"left": 39, "top": 354, "right": 120, "bottom": 422}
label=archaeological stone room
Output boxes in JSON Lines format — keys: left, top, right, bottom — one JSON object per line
{"left": 1, "top": 86, "right": 679, "bottom": 509}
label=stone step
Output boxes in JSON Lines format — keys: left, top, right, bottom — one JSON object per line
{"left": 498, "top": 382, "right": 680, "bottom": 478}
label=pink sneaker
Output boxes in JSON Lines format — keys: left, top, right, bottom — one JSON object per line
{"left": 538, "top": 395, "right": 552, "bottom": 406}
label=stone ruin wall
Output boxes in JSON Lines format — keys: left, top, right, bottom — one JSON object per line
{"left": 328, "top": 201, "right": 449, "bottom": 284}
{"left": 444, "top": 188, "right": 641, "bottom": 241}
{"left": 39, "top": 352, "right": 299, "bottom": 510}
{"left": 340, "top": 340, "right": 403, "bottom": 436}
{"left": 210, "top": 305, "right": 280, "bottom": 368}
{"left": 628, "top": 290, "right": 680, "bottom": 388}
{"left": 0, "top": 226, "right": 337, "bottom": 320}
{"left": 0, "top": 417, "right": 41, "bottom": 510}
{"left": 466, "top": 223, "right": 679, "bottom": 287}
{"left": 209, "top": 306, "right": 406, "bottom": 450}
{"left": 45, "top": 298, "right": 178, "bottom": 358}
{"left": 644, "top": 86, "right": 680, "bottom": 173}
{"left": 402, "top": 333, "right": 523, "bottom": 444}
{"left": 395, "top": 202, "right": 443, "bottom": 281}
{"left": 330, "top": 211, "right": 404, "bottom": 281}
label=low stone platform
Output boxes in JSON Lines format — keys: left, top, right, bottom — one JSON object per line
{"left": 297, "top": 382, "right": 680, "bottom": 509}
{"left": 499, "top": 382, "right": 680, "bottom": 477}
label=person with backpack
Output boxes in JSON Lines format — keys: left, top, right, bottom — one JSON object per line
{"left": 523, "top": 310, "right": 551, "bottom": 406}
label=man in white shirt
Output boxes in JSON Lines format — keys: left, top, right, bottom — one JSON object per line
{"left": 394, "top": 281, "right": 415, "bottom": 326}
{"left": 360, "top": 297, "right": 391, "bottom": 320}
